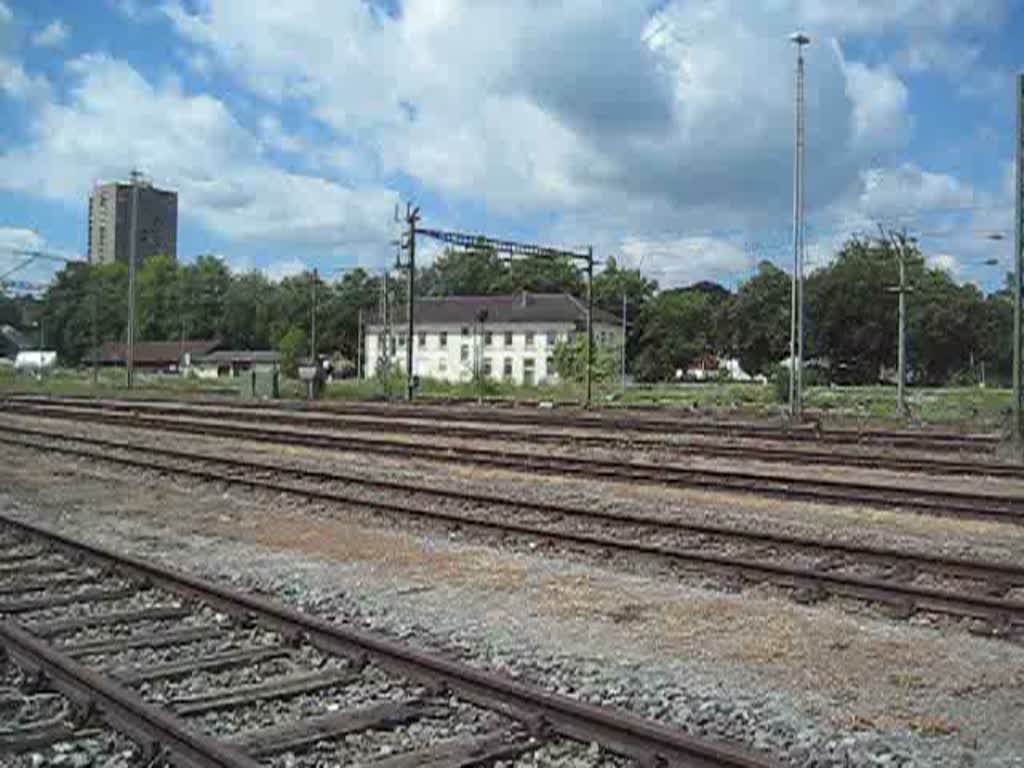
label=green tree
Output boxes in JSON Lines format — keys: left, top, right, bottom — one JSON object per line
{"left": 551, "top": 334, "right": 618, "bottom": 383}
{"left": 806, "top": 237, "right": 905, "bottom": 383}
{"left": 137, "top": 255, "right": 180, "bottom": 341}
{"left": 730, "top": 261, "right": 791, "bottom": 376}
{"left": 318, "top": 268, "right": 381, "bottom": 365}
{"left": 0, "top": 290, "right": 21, "bottom": 327}
{"left": 274, "top": 325, "right": 308, "bottom": 377}
{"left": 425, "top": 248, "right": 507, "bottom": 295}
{"left": 908, "top": 268, "right": 987, "bottom": 385}
{"left": 178, "top": 255, "right": 231, "bottom": 340}
{"left": 495, "top": 254, "right": 583, "bottom": 295}
{"left": 633, "top": 290, "right": 714, "bottom": 381}
{"left": 222, "top": 271, "right": 277, "bottom": 350}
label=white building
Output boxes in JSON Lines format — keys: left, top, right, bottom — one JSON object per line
{"left": 363, "top": 292, "right": 621, "bottom": 385}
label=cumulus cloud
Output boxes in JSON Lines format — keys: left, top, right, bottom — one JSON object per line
{"left": 622, "top": 236, "right": 757, "bottom": 288}
{"left": 0, "top": 54, "right": 398, "bottom": 257}
{"left": 32, "top": 20, "right": 69, "bottom": 49}
{"left": 1, "top": 0, "right": 1008, "bottom": 288}
{"left": 857, "top": 164, "right": 976, "bottom": 219}
{"left": 0, "top": 228, "right": 81, "bottom": 287}
{"left": 162, "top": 0, "right": 914, "bottom": 226}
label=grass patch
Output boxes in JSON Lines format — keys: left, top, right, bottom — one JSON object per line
{"left": 0, "top": 365, "right": 1013, "bottom": 432}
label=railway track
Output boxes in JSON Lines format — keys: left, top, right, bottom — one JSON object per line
{"left": 4, "top": 396, "right": 1021, "bottom": 478}
{"left": 4, "top": 402, "right": 1024, "bottom": 522}
{"left": 2, "top": 427, "right": 1022, "bottom": 639}
{"left": 7, "top": 393, "right": 1002, "bottom": 454}
{"left": 0, "top": 513, "right": 772, "bottom": 768}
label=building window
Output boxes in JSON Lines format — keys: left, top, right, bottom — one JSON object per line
{"left": 547, "top": 331, "right": 558, "bottom": 347}
{"left": 418, "top": 332, "right": 427, "bottom": 348}
{"left": 523, "top": 358, "right": 535, "bottom": 386}
{"left": 438, "top": 358, "right": 448, "bottom": 374}
{"left": 546, "top": 356, "right": 554, "bottom": 374}
{"left": 398, "top": 334, "right": 406, "bottom": 347}
{"left": 390, "top": 337, "right": 397, "bottom": 356}
{"left": 504, "top": 331, "right": 514, "bottom": 347}
{"left": 503, "top": 357, "right": 513, "bottom": 379}
{"left": 461, "top": 345, "right": 470, "bottom": 362}
{"left": 461, "top": 326, "right": 470, "bottom": 336}
{"left": 439, "top": 331, "right": 448, "bottom": 348}
{"left": 525, "top": 331, "right": 535, "bottom": 348}
{"left": 482, "top": 358, "right": 493, "bottom": 377}
{"left": 484, "top": 332, "right": 493, "bottom": 347}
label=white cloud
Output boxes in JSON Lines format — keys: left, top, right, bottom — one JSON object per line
{"left": 796, "top": 0, "right": 1005, "bottom": 33}
{"left": 163, "top": 0, "right": 913, "bottom": 227}
{"left": 839, "top": 54, "right": 910, "bottom": 151}
{"left": 929, "top": 252, "right": 961, "bottom": 275}
{"left": 261, "top": 257, "right": 307, "bottom": 281}
{"left": 0, "top": 228, "right": 82, "bottom": 288}
{"left": 0, "top": 226, "right": 44, "bottom": 253}
{"left": 621, "top": 236, "right": 756, "bottom": 288}
{"left": 896, "top": 38, "right": 980, "bottom": 76}
{"left": 0, "top": 54, "right": 398, "bottom": 257}
{"left": 0, "top": 57, "right": 50, "bottom": 101}
{"left": 258, "top": 115, "right": 305, "bottom": 155}
{"left": 857, "top": 164, "right": 975, "bottom": 219}
{"left": 32, "top": 20, "right": 69, "bottom": 49}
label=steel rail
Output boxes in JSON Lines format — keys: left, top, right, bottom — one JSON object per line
{"left": 0, "top": 621, "right": 261, "bottom": 768}
{"left": 0, "top": 513, "right": 774, "bottom": 768}
{"left": 8, "top": 397, "right": 1021, "bottom": 478}
{"left": 2, "top": 424, "right": 1022, "bottom": 586}
{"left": 2, "top": 431, "right": 1022, "bottom": 633}
{"left": 5, "top": 394, "right": 1001, "bottom": 452}
{"left": 5, "top": 404, "right": 1023, "bottom": 521}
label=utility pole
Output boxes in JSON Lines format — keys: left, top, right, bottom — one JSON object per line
{"left": 621, "top": 290, "right": 627, "bottom": 391}
{"left": 1014, "top": 73, "right": 1024, "bottom": 451}
{"left": 357, "top": 307, "right": 363, "bottom": 380}
{"left": 884, "top": 229, "right": 914, "bottom": 418}
{"left": 310, "top": 268, "right": 318, "bottom": 363}
{"left": 91, "top": 279, "right": 99, "bottom": 386}
{"left": 789, "top": 32, "right": 810, "bottom": 422}
{"left": 126, "top": 178, "right": 139, "bottom": 390}
{"left": 585, "top": 246, "right": 594, "bottom": 408}
{"left": 36, "top": 317, "right": 43, "bottom": 381}
{"left": 405, "top": 204, "right": 420, "bottom": 401}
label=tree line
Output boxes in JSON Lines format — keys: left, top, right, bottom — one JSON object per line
{"left": 0, "top": 235, "right": 1013, "bottom": 386}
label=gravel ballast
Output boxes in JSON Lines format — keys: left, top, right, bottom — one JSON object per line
{"left": 1, "top": 442, "right": 1023, "bottom": 766}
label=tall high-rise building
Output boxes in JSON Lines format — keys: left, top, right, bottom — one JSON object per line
{"left": 87, "top": 172, "right": 178, "bottom": 266}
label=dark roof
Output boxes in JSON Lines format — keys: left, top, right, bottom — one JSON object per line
{"left": 372, "top": 292, "right": 617, "bottom": 327}
{"left": 193, "top": 350, "right": 280, "bottom": 364}
{"left": 96, "top": 340, "right": 220, "bottom": 365}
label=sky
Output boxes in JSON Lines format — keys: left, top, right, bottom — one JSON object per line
{"left": 1, "top": 0, "right": 1022, "bottom": 292}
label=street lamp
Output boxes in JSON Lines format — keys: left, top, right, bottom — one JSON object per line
{"left": 789, "top": 32, "right": 810, "bottom": 421}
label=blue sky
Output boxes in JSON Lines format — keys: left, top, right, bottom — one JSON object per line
{"left": 1, "top": 0, "right": 1022, "bottom": 291}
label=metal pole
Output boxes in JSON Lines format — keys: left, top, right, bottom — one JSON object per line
{"left": 357, "top": 308, "right": 363, "bottom": 380}
{"left": 1014, "top": 73, "right": 1024, "bottom": 450}
{"left": 91, "top": 279, "right": 98, "bottom": 386}
{"left": 789, "top": 33, "right": 809, "bottom": 422}
{"left": 897, "top": 247, "right": 907, "bottom": 417}
{"left": 127, "top": 181, "right": 139, "bottom": 389}
{"left": 585, "top": 247, "right": 594, "bottom": 408}
{"left": 311, "top": 268, "right": 318, "bottom": 362}
{"left": 621, "top": 290, "right": 627, "bottom": 391}
{"left": 406, "top": 206, "right": 419, "bottom": 401}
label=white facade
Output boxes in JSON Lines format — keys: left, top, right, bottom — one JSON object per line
{"left": 364, "top": 321, "right": 621, "bottom": 385}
